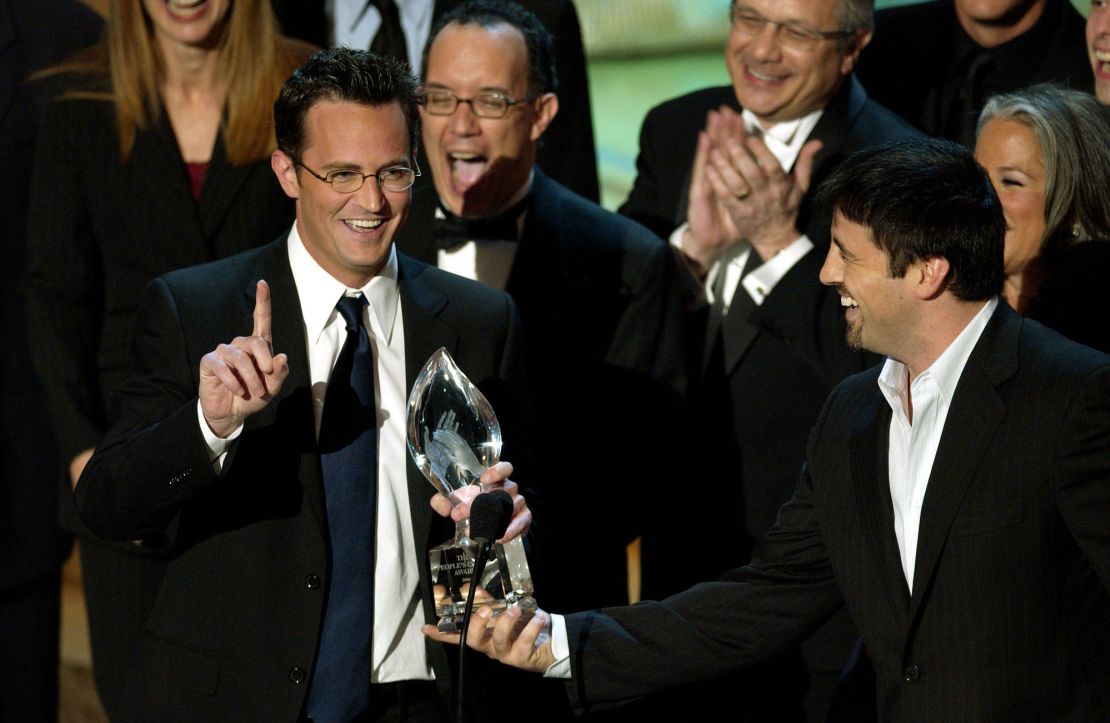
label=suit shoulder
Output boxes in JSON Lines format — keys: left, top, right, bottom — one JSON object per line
{"left": 158, "top": 241, "right": 281, "bottom": 298}
{"left": 399, "top": 254, "right": 514, "bottom": 309}
{"left": 542, "top": 178, "right": 667, "bottom": 254}
{"left": 852, "top": 95, "right": 924, "bottom": 143}
{"left": 644, "top": 85, "right": 737, "bottom": 125}
{"left": 1016, "top": 317, "right": 1110, "bottom": 378}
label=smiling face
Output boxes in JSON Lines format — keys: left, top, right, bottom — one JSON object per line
{"left": 140, "top": 0, "right": 230, "bottom": 49}
{"left": 974, "top": 117, "right": 1047, "bottom": 278}
{"left": 1089, "top": 0, "right": 1110, "bottom": 103}
{"left": 725, "top": 0, "right": 867, "bottom": 126}
{"left": 819, "top": 213, "right": 922, "bottom": 359}
{"left": 420, "top": 21, "right": 557, "bottom": 219}
{"left": 272, "top": 100, "right": 412, "bottom": 287}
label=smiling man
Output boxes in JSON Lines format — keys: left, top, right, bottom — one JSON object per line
{"left": 619, "top": 2, "right": 918, "bottom": 717}
{"left": 73, "top": 48, "right": 533, "bottom": 721}
{"left": 439, "top": 138, "right": 1110, "bottom": 723}
{"left": 395, "top": 1, "right": 685, "bottom": 625}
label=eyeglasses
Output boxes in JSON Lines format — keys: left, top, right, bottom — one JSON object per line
{"left": 294, "top": 157, "right": 421, "bottom": 193}
{"left": 730, "top": 5, "right": 857, "bottom": 52}
{"left": 422, "top": 89, "right": 538, "bottom": 119}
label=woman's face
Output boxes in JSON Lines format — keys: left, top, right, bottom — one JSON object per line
{"left": 975, "top": 117, "right": 1047, "bottom": 277}
{"left": 141, "top": 0, "right": 231, "bottom": 51}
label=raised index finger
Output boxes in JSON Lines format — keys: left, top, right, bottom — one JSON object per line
{"left": 252, "top": 279, "right": 273, "bottom": 342}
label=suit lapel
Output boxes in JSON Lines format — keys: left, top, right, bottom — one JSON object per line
{"left": 132, "top": 113, "right": 209, "bottom": 260}
{"left": 508, "top": 170, "right": 582, "bottom": 309}
{"left": 398, "top": 255, "right": 458, "bottom": 553}
{"left": 908, "top": 306, "right": 1016, "bottom": 619}
{"left": 239, "top": 240, "right": 326, "bottom": 533}
{"left": 196, "top": 131, "right": 255, "bottom": 250}
{"left": 849, "top": 389, "right": 911, "bottom": 617}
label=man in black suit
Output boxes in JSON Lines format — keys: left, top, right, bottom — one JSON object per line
{"left": 439, "top": 138, "right": 1110, "bottom": 722}
{"left": 75, "top": 48, "right": 531, "bottom": 721}
{"left": 858, "top": 0, "right": 1092, "bottom": 146}
{"left": 0, "top": 1, "right": 101, "bottom": 719}
{"left": 396, "top": 0, "right": 683, "bottom": 617}
{"left": 621, "top": 1, "right": 918, "bottom": 716}
{"left": 269, "top": 0, "right": 599, "bottom": 202}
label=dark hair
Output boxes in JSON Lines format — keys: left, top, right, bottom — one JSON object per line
{"left": 274, "top": 47, "right": 421, "bottom": 160}
{"left": 422, "top": 0, "right": 557, "bottom": 97}
{"left": 814, "top": 138, "right": 1005, "bottom": 301}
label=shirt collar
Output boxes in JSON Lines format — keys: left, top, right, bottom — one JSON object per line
{"left": 286, "top": 223, "right": 401, "bottom": 345}
{"left": 878, "top": 296, "right": 999, "bottom": 411}
{"left": 741, "top": 107, "right": 824, "bottom": 170}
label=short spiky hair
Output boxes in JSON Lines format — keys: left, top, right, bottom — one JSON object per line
{"left": 422, "top": 0, "right": 558, "bottom": 97}
{"left": 814, "top": 138, "right": 1006, "bottom": 301}
{"left": 274, "top": 48, "right": 421, "bottom": 160}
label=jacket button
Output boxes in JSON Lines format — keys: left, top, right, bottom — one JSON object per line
{"left": 289, "top": 666, "right": 306, "bottom": 684}
{"left": 305, "top": 574, "right": 321, "bottom": 589}
{"left": 904, "top": 664, "right": 921, "bottom": 682}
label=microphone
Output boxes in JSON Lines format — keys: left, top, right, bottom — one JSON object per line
{"left": 455, "top": 490, "right": 514, "bottom": 722}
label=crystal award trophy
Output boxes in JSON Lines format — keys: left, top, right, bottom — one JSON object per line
{"left": 406, "top": 348, "right": 535, "bottom": 632}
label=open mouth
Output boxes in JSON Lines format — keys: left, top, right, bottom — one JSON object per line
{"left": 1095, "top": 49, "right": 1110, "bottom": 76}
{"left": 343, "top": 218, "right": 385, "bottom": 232}
{"left": 166, "top": 0, "right": 206, "bottom": 9}
{"left": 448, "top": 151, "right": 488, "bottom": 193}
{"left": 840, "top": 294, "right": 859, "bottom": 310}
{"left": 746, "top": 65, "right": 788, "bottom": 84}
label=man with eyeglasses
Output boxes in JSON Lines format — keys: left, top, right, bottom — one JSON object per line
{"left": 73, "top": 47, "right": 533, "bottom": 722}
{"left": 620, "top": 0, "right": 918, "bottom": 719}
{"left": 393, "top": 0, "right": 686, "bottom": 630}
{"left": 858, "top": 0, "right": 1091, "bottom": 146}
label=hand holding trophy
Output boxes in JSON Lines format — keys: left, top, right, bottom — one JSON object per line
{"left": 407, "top": 348, "right": 535, "bottom": 632}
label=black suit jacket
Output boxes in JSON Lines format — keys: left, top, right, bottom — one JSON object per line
{"left": 399, "top": 168, "right": 684, "bottom": 612}
{"left": 564, "top": 303, "right": 1110, "bottom": 721}
{"left": 0, "top": 0, "right": 100, "bottom": 592}
{"left": 619, "top": 77, "right": 920, "bottom": 694}
{"left": 857, "top": 0, "right": 1092, "bottom": 144}
{"left": 269, "top": 0, "right": 599, "bottom": 201}
{"left": 25, "top": 93, "right": 297, "bottom": 472}
{"left": 74, "top": 238, "right": 530, "bottom": 720}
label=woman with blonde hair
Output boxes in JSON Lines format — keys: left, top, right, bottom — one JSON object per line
{"left": 24, "top": 0, "right": 314, "bottom": 715}
{"left": 975, "top": 83, "right": 1110, "bottom": 352}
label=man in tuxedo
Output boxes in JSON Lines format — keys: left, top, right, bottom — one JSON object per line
{"left": 622, "top": 0, "right": 918, "bottom": 716}
{"left": 858, "top": 0, "right": 1092, "bottom": 145}
{"left": 396, "top": 0, "right": 684, "bottom": 617}
{"left": 74, "top": 48, "right": 531, "bottom": 721}
{"left": 1090, "top": 0, "right": 1110, "bottom": 103}
{"left": 268, "top": 0, "right": 599, "bottom": 201}
{"left": 439, "top": 138, "right": 1110, "bottom": 722}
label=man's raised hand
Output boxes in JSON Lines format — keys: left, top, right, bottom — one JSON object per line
{"left": 199, "top": 280, "right": 290, "bottom": 437}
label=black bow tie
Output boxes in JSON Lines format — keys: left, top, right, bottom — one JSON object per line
{"left": 432, "top": 197, "right": 529, "bottom": 251}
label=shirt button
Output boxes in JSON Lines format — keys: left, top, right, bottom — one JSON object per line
{"left": 289, "top": 666, "right": 306, "bottom": 684}
{"left": 305, "top": 574, "right": 321, "bottom": 590}
{"left": 904, "top": 664, "right": 921, "bottom": 682}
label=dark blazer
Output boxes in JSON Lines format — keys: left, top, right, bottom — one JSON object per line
{"left": 857, "top": 0, "right": 1092, "bottom": 143}
{"left": 25, "top": 93, "right": 297, "bottom": 469}
{"left": 619, "top": 76, "right": 920, "bottom": 712}
{"left": 563, "top": 303, "right": 1110, "bottom": 722}
{"left": 74, "top": 237, "right": 530, "bottom": 720}
{"left": 269, "top": 0, "right": 599, "bottom": 201}
{"left": 398, "top": 168, "right": 685, "bottom": 613}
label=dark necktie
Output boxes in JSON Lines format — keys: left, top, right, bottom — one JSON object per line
{"left": 369, "top": 0, "right": 408, "bottom": 67}
{"left": 432, "top": 197, "right": 529, "bottom": 251}
{"left": 946, "top": 50, "right": 994, "bottom": 146}
{"left": 307, "top": 294, "right": 377, "bottom": 723}
{"left": 703, "top": 248, "right": 762, "bottom": 374}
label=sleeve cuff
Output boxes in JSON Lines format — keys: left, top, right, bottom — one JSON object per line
{"left": 543, "top": 613, "right": 572, "bottom": 679}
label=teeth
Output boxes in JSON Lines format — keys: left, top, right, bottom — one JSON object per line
{"left": 450, "top": 152, "right": 479, "bottom": 160}
{"left": 166, "top": 0, "right": 205, "bottom": 9}
{"left": 840, "top": 295, "right": 858, "bottom": 308}
{"left": 345, "top": 219, "right": 383, "bottom": 229}
{"left": 1096, "top": 50, "right": 1110, "bottom": 62}
{"left": 748, "top": 67, "right": 784, "bottom": 82}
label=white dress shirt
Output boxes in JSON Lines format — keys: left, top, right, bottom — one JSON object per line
{"left": 329, "top": 0, "right": 435, "bottom": 75}
{"left": 199, "top": 225, "right": 433, "bottom": 682}
{"left": 879, "top": 297, "right": 996, "bottom": 591}
{"left": 544, "top": 297, "right": 1000, "bottom": 677}
{"left": 435, "top": 172, "right": 532, "bottom": 290}
{"left": 671, "top": 107, "right": 824, "bottom": 311}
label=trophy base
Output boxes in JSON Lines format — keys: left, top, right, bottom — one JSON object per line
{"left": 429, "top": 535, "right": 535, "bottom": 633}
